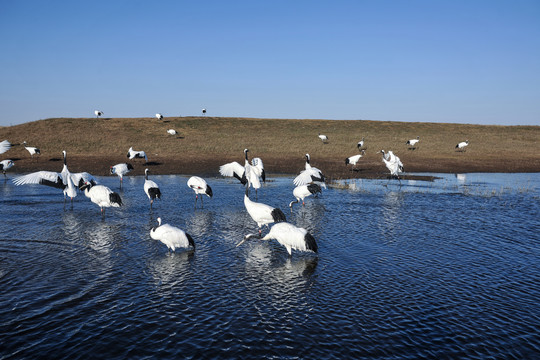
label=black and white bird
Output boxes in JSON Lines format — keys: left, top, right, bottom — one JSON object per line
{"left": 22, "top": 141, "right": 40, "bottom": 159}
{"left": 220, "top": 149, "right": 263, "bottom": 192}
{"left": 202, "top": 108, "right": 206, "bottom": 115}
{"left": 379, "top": 150, "right": 404, "bottom": 179}
{"left": 0, "top": 140, "right": 11, "bottom": 154}
{"left": 187, "top": 176, "right": 213, "bottom": 208}
{"left": 456, "top": 140, "right": 469, "bottom": 152}
{"left": 0, "top": 160, "right": 14, "bottom": 178}
{"left": 156, "top": 113, "right": 163, "bottom": 121}
{"left": 318, "top": 133, "right": 329, "bottom": 143}
{"left": 150, "top": 217, "right": 195, "bottom": 252}
{"left": 94, "top": 110, "right": 103, "bottom": 118}
{"left": 13, "top": 150, "right": 96, "bottom": 207}
{"left": 289, "top": 183, "right": 322, "bottom": 210}
{"left": 110, "top": 163, "right": 133, "bottom": 187}
{"left": 167, "top": 129, "right": 178, "bottom": 136}
{"left": 345, "top": 150, "right": 366, "bottom": 170}
{"left": 237, "top": 222, "right": 318, "bottom": 256}
{"left": 293, "top": 154, "right": 326, "bottom": 189}
{"left": 127, "top": 147, "right": 148, "bottom": 163}
{"left": 244, "top": 187, "right": 286, "bottom": 234}
{"left": 144, "top": 168, "right": 161, "bottom": 208}
{"left": 80, "top": 181, "right": 122, "bottom": 215}
{"left": 407, "top": 136, "right": 420, "bottom": 149}
{"left": 357, "top": 137, "right": 365, "bottom": 150}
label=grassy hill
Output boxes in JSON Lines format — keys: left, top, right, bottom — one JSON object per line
{"left": 1, "top": 116, "right": 539, "bottom": 179}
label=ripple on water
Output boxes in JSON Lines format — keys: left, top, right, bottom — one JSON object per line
{"left": 0, "top": 174, "right": 539, "bottom": 358}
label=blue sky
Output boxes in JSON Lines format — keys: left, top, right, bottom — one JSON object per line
{"left": 1, "top": 0, "right": 539, "bottom": 126}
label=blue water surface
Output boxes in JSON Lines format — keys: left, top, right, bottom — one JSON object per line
{"left": 1, "top": 173, "right": 539, "bottom": 359}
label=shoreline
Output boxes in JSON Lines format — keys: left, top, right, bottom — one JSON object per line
{"left": 5, "top": 155, "right": 539, "bottom": 183}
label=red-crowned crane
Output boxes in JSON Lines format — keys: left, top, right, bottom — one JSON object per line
{"left": 0, "top": 160, "right": 14, "bottom": 179}
{"left": 12, "top": 151, "right": 96, "bottom": 208}
{"left": 127, "top": 147, "right": 148, "bottom": 163}
{"left": 456, "top": 140, "right": 469, "bottom": 152}
{"left": 94, "top": 110, "right": 103, "bottom": 118}
{"left": 293, "top": 154, "right": 326, "bottom": 189}
{"left": 110, "top": 163, "right": 133, "bottom": 188}
{"left": 220, "top": 149, "right": 264, "bottom": 194}
{"left": 156, "top": 113, "right": 163, "bottom": 121}
{"left": 318, "top": 133, "right": 329, "bottom": 143}
{"left": 345, "top": 150, "right": 366, "bottom": 170}
{"left": 379, "top": 150, "right": 404, "bottom": 179}
{"left": 22, "top": 141, "right": 40, "bottom": 160}
{"left": 187, "top": 176, "right": 213, "bottom": 208}
{"left": 244, "top": 187, "right": 286, "bottom": 234}
{"left": 80, "top": 181, "right": 122, "bottom": 215}
{"left": 144, "top": 168, "right": 161, "bottom": 208}
{"left": 407, "top": 136, "right": 420, "bottom": 149}
{"left": 289, "top": 183, "right": 322, "bottom": 211}
{"left": 237, "top": 222, "right": 318, "bottom": 256}
{"left": 357, "top": 137, "right": 365, "bottom": 150}
{"left": 150, "top": 217, "right": 195, "bottom": 252}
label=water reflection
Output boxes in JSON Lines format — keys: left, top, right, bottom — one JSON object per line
{"left": 147, "top": 251, "right": 194, "bottom": 288}
{"left": 456, "top": 173, "right": 467, "bottom": 184}
{"left": 186, "top": 210, "right": 214, "bottom": 238}
{"left": 378, "top": 191, "right": 405, "bottom": 242}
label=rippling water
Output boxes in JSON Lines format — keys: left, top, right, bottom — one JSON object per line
{"left": 1, "top": 173, "right": 539, "bottom": 359}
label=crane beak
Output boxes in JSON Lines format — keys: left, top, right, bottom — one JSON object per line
{"left": 236, "top": 233, "right": 260, "bottom": 247}
{"left": 236, "top": 238, "right": 247, "bottom": 247}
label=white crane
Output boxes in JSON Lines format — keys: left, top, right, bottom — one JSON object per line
{"left": 0, "top": 160, "right": 14, "bottom": 179}
{"left": 22, "top": 141, "right": 40, "bottom": 159}
{"left": 80, "top": 181, "right": 122, "bottom": 215}
{"left": 12, "top": 150, "right": 96, "bottom": 207}
{"left": 94, "top": 110, "right": 103, "bottom": 118}
{"left": 379, "top": 150, "right": 404, "bottom": 179}
{"left": 150, "top": 217, "right": 195, "bottom": 252}
{"left": 357, "top": 137, "right": 365, "bottom": 150}
{"left": 0, "top": 140, "right": 11, "bottom": 154}
{"left": 187, "top": 176, "right": 213, "bottom": 208}
{"left": 237, "top": 222, "right": 318, "bottom": 256}
{"left": 456, "top": 140, "right": 469, "bottom": 152}
{"left": 144, "top": 168, "right": 161, "bottom": 208}
{"left": 219, "top": 149, "right": 263, "bottom": 192}
{"left": 293, "top": 154, "right": 326, "bottom": 189}
{"left": 289, "top": 183, "right": 322, "bottom": 210}
{"left": 110, "top": 163, "right": 133, "bottom": 187}
{"left": 167, "top": 129, "right": 178, "bottom": 136}
{"left": 345, "top": 150, "right": 366, "bottom": 170}
{"left": 318, "top": 133, "right": 329, "bottom": 143}
{"left": 407, "top": 136, "right": 420, "bottom": 149}
{"left": 127, "top": 147, "right": 148, "bottom": 163}
{"left": 244, "top": 187, "right": 286, "bottom": 234}
{"left": 156, "top": 113, "right": 163, "bottom": 121}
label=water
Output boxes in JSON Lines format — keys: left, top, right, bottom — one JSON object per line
{"left": 1, "top": 173, "right": 539, "bottom": 359}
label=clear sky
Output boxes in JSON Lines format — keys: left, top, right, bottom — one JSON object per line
{"left": 1, "top": 0, "right": 539, "bottom": 126}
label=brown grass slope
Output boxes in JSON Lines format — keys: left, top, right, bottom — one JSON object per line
{"left": 1, "top": 116, "right": 539, "bottom": 179}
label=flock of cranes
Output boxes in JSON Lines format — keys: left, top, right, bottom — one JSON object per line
{"left": 1, "top": 115, "right": 472, "bottom": 256}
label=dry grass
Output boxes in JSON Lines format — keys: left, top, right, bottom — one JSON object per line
{"left": 1, "top": 116, "right": 539, "bottom": 178}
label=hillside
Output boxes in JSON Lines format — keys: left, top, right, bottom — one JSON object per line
{"left": 1, "top": 116, "right": 539, "bottom": 180}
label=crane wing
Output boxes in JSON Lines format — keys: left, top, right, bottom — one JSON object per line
{"left": 219, "top": 162, "right": 247, "bottom": 184}
{"left": 12, "top": 171, "right": 65, "bottom": 189}
{"left": 0, "top": 140, "right": 11, "bottom": 154}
